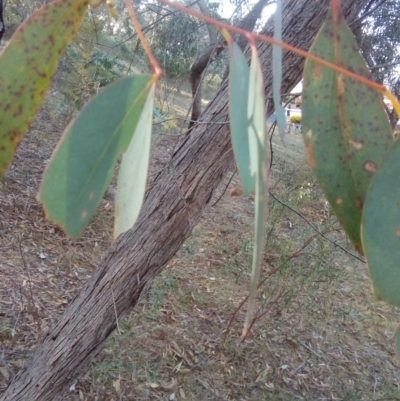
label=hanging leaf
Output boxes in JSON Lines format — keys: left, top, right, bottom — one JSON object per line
{"left": 38, "top": 75, "right": 153, "bottom": 238}
{"left": 0, "top": 0, "right": 88, "bottom": 176}
{"left": 228, "top": 41, "right": 255, "bottom": 196}
{"left": 395, "top": 327, "right": 400, "bottom": 358}
{"left": 301, "top": 5, "right": 393, "bottom": 252}
{"left": 114, "top": 84, "right": 155, "bottom": 238}
{"left": 272, "top": 0, "right": 286, "bottom": 139}
{"left": 362, "top": 138, "right": 400, "bottom": 307}
{"left": 242, "top": 46, "right": 269, "bottom": 339}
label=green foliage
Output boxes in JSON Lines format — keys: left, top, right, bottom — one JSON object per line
{"left": 38, "top": 75, "right": 154, "bottom": 238}
{"left": 228, "top": 40, "right": 254, "bottom": 196}
{"left": 302, "top": 5, "right": 400, "bottom": 356}
{"left": 115, "top": 84, "right": 155, "bottom": 238}
{"left": 302, "top": 6, "right": 393, "bottom": 252}
{"left": 361, "top": 137, "right": 400, "bottom": 306}
{"left": 62, "top": 46, "right": 127, "bottom": 110}
{"left": 357, "top": 0, "right": 400, "bottom": 93}
{"left": 0, "top": 0, "right": 88, "bottom": 176}
{"left": 289, "top": 115, "right": 301, "bottom": 124}
{"left": 151, "top": 12, "right": 198, "bottom": 77}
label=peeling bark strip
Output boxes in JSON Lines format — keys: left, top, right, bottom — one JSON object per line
{"left": 1, "top": 1, "right": 370, "bottom": 399}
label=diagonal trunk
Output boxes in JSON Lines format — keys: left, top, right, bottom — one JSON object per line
{"left": 0, "top": 0, "right": 370, "bottom": 399}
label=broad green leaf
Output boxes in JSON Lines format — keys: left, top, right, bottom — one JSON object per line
{"left": 243, "top": 47, "right": 269, "bottom": 338}
{"left": 228, "top": 41, "right": 254, "bottom": 195}
{"left": 302, "top": 7, "right": 393, "bottom": 252}
{"left": 362, "top": 138, "right": 400, "bottom": 307}
{"left": 38, "top": 75, "right": 153, "bottom": 238}
{"left": 272, "top": 0, "right": 286, "bottom": 139}
{"left": 0, "top": 0, "right": 88, "bottom": 176}
{"left": 114, "top": 84, "right": 155, "bottom": 238}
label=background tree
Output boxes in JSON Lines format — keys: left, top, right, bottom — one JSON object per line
{"left": 354, "top": 0, "right": 400, "bottom": 129}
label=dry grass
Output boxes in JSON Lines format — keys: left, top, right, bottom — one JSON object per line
{"left": 1, "top": 85, "right": 400, "bottom": 401}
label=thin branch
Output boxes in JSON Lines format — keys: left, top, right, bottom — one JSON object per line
{"left": 211, "top": 170, "right": 237, "bottom": 207}
{"left": 349, "top": 0, "right": 388, "bottom": 26}
{"left": 268, "top": 191, "right": 365, "bottom": 263}
{"left": 223, "top": 235, "right": 316, "bottom": 342}
{"left": 154, "top": 117, "right": 230, "bottom": 126}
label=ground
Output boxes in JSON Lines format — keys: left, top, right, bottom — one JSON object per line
{"left": 1, "top": 82, "right": 400, "bottom": 401}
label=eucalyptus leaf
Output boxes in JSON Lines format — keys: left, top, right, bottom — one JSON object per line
{"left": 302, "top": 7, "right": 393, "bottom": 251}
{"left": 0, "top": 0, "right": 88, "bottom": 175}
{"left": 39, "top": 75, "right": 153, "bottom": 238}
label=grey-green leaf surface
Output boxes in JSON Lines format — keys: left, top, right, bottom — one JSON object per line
{"left": 114, "top": 84, "right": 155, "bottom": 238}
{"left": 38, "top": 75, "right": 153, "bottom": 238}
{"left": 395, "top": 326, "right": 400, "bottom": 358}
{"left": 362, "top": 138, "right": 400, "bottom": 307}
{"left": 243, "top": 47, "right": 269, "bottom": 338}
{"left": 302, "top": 7, "right": 393, "bottom": 252}
{"left": 229, "top": 41, "right": 255, "bottom": 196}
{"left": 0, "top": 0, "right": 88, "bottom": 176}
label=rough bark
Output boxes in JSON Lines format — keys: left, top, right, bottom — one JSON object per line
{"left": 1, "top": 1, "right": 370, "bottom": 400}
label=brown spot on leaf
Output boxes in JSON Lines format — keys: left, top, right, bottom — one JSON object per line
{"left": 364, "top": 161, "right": 377, "bottom": 173}
{"left": 348, "top": 139, "right": 363, "bottom": 150}
{"left": 81, "top": 210, "right": 88, "bottom": 219}
{"left": 89, "top": 191, "right": 95, "bottom": 200}
{"left": 396, "top": 229, "right": 400, "bottom": 236}
{"left": 338, "top": 74, "right": 346, "bottom": 95}
{"left": 305, "top": 130, "right": 315, "bottom": 168}
{"left": 336, "top": 198, "right": 343, "bottom": 205}
{"left": 354, "top": 197, "right": 363, "bottom": 210}
{"left": 313, "top": 63, "right": 323, "bottom": 80}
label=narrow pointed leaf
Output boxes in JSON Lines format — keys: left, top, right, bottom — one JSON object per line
{"left": 0, "top": 0, "right": 88, "bottom": 175}
{"left": 362, "top": 138, "right": 400, "bottom": 307}
{"left": 38, "top": 75, "right": 153, "bottom": 238}
{"left": 302, "top": 7, "right": 393, "bottom": 252}
{"left": 272, "top": 0, "right": 286, "bottom": 139}
{"left": 243, "top": 47, "right": 269, "bottom": 338}
{"left": 114, "top": 84, "right": 155, "bottom": 238}
{"left": 228, "top": 41, "right": 254, "bottom": 196}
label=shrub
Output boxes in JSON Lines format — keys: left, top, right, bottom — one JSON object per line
{"left": 289, "top": 115, "right": 302, "bottom": 124}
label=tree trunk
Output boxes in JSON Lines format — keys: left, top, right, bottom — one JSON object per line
{"left": 1, "top": 0, "right": 370, "bottom": 399}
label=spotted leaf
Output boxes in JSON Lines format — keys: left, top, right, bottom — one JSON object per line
{"left": 0, "top": 0, "right": 88, "bottom": 175}
{"left": 302, "top": 5, "right": 393, "bottom": 252}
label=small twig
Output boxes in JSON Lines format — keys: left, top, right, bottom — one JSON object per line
{"left": 153, "top": 117, "right": 230, "bottom": 126}
{"left": 268, "top": 191, "right": 365, "bottom": 263}
{"left": 211, "top": 170, "right": 237, "bottom": 207}
{"left": 18, "top": 237, "right": 42, "bottom": 332}
{"left": 223, "top": 235, "right": 316, "bottom": 342}
{"left": 111, "top": 289, "right": 122, "bottom": 335}
{"left": 349, "top": 0, "right": 388, "bottom": 26}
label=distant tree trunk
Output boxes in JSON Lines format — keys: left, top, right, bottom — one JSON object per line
{"left": 189, "top": 0, "right": 272, "bottom": 128}
{"left": 0, "top": 0, "right": 6, "bottom": 43}
{"left": 0, "top": 0, "right": 370, "bottom": 400}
